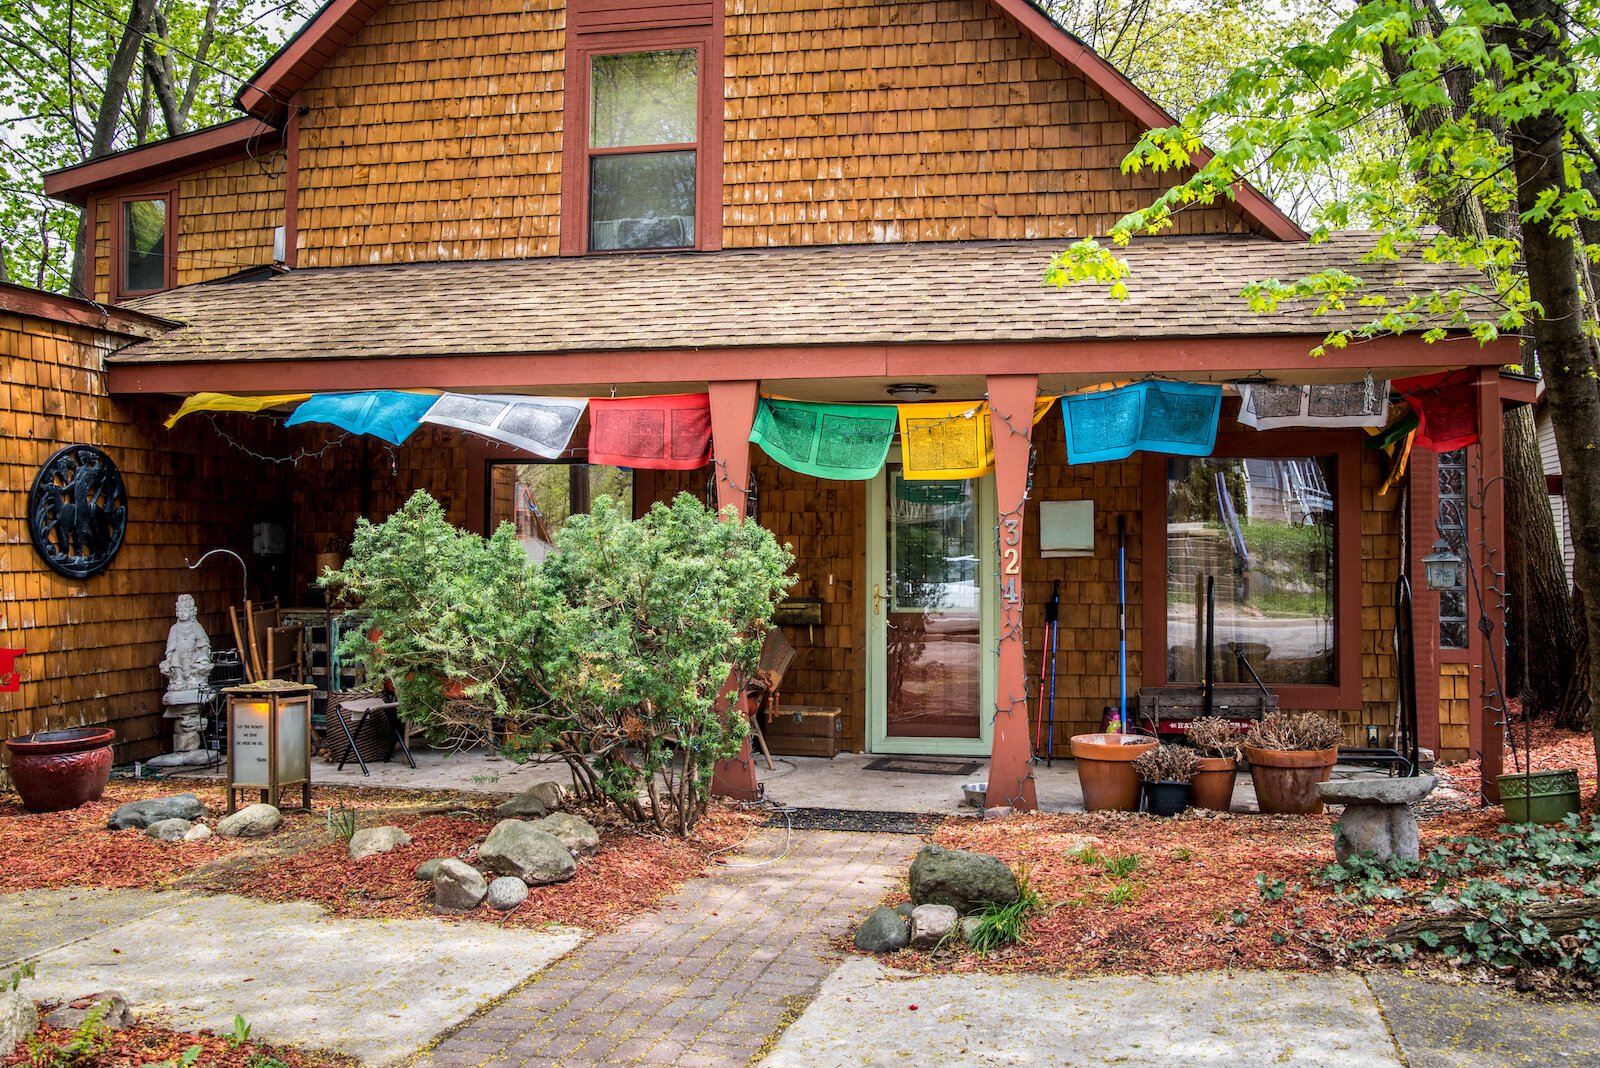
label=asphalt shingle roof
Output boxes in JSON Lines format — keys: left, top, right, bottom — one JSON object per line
{"left": 115, "top": 233, "right": 1493, "bottom": 364}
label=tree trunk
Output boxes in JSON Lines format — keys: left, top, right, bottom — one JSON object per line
{"left": 1557, "top": 586, "right": 1591, "bottom": 731}
{"left": 1501, "top": 0, "right": 1600, "bottom": 770}
{"left": 70, "top": 0, "right": 161, "bottom": 298}
{"left": 1502, "top": 403, "right": 1574, "bottom": 714}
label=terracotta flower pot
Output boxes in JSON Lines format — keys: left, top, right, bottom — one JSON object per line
{"left": 5, "top": 726, "right": 117, "bottom": 813}
{"left": 1071, "top": 732, "right": 1158, "bottom": 811}
{"left": 1190, "top": 756, "right": 1239, "bottom": 812}
{"left": 1244, "top": 745, "right": 1339, "bottom": 815}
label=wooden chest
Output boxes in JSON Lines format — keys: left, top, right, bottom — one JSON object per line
{"left": 762, "top": 704, "right": 844, "bottom": 757}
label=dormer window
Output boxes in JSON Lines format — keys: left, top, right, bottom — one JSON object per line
{"left": 588, "top": 49, "right": 698, "bottom": 251}
{"left": 110, "top": 189, "right": 175, "bottom": 300}
{"left": 560, "top": 2, "right": 723, "bottom": 257}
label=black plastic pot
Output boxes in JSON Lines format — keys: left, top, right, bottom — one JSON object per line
{"left": 1143, "top": 780, "right": 1192, "bottom": 817}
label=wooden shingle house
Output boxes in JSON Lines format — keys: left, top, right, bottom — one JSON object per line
{"left": 11, "top": 0, "right": 1524, "bottom": 803}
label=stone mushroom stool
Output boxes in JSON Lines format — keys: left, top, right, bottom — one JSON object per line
{"left": 1316, "top": 775, "right": 1438, "bottom": 864}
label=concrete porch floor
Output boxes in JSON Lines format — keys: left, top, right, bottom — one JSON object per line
{"left": 161, "top": 742, "right": 1268, "bottom": 814}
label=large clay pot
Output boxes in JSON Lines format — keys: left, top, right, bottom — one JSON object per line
{"left": 1244, "top": 745, "right": 1338, "bottom": 815}
{"left": 1071, "top": 733, "right": 1158, "bottom": 811}
{"left": 1190, "top": 756, "right": 1239, "bottom": 812}
{"left": 5, "top": 726, "right": 117, "bottom": 813}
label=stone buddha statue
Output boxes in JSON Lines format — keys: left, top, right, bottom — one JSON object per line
{"left": 152, "top": 594, "right": 217, "bottom": 765}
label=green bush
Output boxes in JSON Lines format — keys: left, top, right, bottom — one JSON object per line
{"left": 324, "top": 490, "right": 792, "bottom": 835}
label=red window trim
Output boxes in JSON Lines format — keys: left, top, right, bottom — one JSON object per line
{"left": 1140, "top": 430, "right": 1364, "bottom": 712}
{"left": 108, "top": 186, "right": 178, "bottom": 303}
{"left": 559, "top": 23, "right": 724, "bottom": 256}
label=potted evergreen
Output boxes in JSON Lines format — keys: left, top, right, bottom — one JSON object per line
{"left": 1184, "top": 716, "right": 1243, "bottom": 812}
{"left": 1242, "top": 712, "right": 1344, "bottom": 814}
{"left": 1131, "top": 743, "right": 1202, "bottom": 816}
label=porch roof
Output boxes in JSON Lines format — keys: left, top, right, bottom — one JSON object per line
{"left": 114, "top": 233, "right": 1499, "bottom": 368}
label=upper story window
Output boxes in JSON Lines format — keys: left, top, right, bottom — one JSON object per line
{"left": 111, "top": 190, "right": 175, "bottom": 300}
{"left": 588, "top": 50, "right": 698, "bottom": 251}
{"left": 560, "top": 0, "right": 723, "bottom": 257}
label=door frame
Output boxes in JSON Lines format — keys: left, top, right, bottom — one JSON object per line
{"left": 864, "top": 465, "right": 997, "bottom": 756}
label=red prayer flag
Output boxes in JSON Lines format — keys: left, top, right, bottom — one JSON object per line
{"left": 1395, "top": 370, "right": 1478, "bottom": 451}
{"left": 0, "top": 648, "right": 23, "bottom": 692}
{"left": 587, "top": 393, "right": 713, "bottom": 470}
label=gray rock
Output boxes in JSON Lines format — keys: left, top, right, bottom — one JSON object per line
{"left": 909, "top": 843, "right": 1020, "bottom": 913}
{"left": 894, "top": 902, "right": 915, "bottom": 919}
{"left": 526, "top": 781, "right": 567, "bottom": 811}
{"left": 960, "top": 916, "right": 984, "bottom": 943}
{"left": 216, "top": 803, "right": 281, "bottom": 838}
{"left": 531, "top": 812, "right": 600, "bottom": 857}
{"left": 432, "top": 859, "right": 488, "bottom": 911}
{"left": 182, "top": 824, "right": 212, "bottom": 843}
{"left": 43, "top": 991, "right": 134, "bottom": 1031}
{"left": 1317, "top": 775, "right": 1438, "bottom": 806}
{"left": 478, "top": 820, "right": 576, "bottom": 886}
{"left": 106, "top": 793, "right": 206, "bottom": 830}
{"left": 0, "top": 990, "right": 38, "bottom": 1057}
{"left": 909, "top": 904, "right": 959, "bottom": 950}
{"left": 347, "top": 826, "right": 412, "bottom": 861}
{"left": 143, "top": 818, "right": 191, "bottom": 842}
{"left": 983, "top": 806, "right": 1014, "bottom": 820}
{"left": 1319, "top": 776, "right": 1438, "bottom": 864}
{"left": 493, "top": 792, "right": 548, "bottom": 819}
{"left": 414, "top": 858, "right": 448, "bottom": 881}
{"left": 854, "top": 907, "right": 910, "bottom": 953}
{"left": 143, "top": 750, "right": 219, "bottom": 769}
{"left": 486, "top": 876, "right": 530, "bottom": 911}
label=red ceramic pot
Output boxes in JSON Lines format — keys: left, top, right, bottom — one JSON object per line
{"left": 5, "top": 726, "right": 116, "bottom": 813}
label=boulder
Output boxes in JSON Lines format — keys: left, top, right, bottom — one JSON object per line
{"left": 143, "top": 818, "right": 191, "bottom": 843}
{"left": 486, "top": 876, "right": 530, "bottom": 911}
{"left": 478, "top": 820, "right": 576, "bottom": 886}
{"left": 0, "top": 990, "right": 38, "bottom": 1057}
{"left": 106, "top": 793, "right": 206, "bottom": 831}
{"left": 414, "top": 858, "right": 448, "bottom": 881}
{"left": 960, "top": 916, "right": 984, "bottom": 944}
{"left": 908, "top": 844, "right": 1019, "bottom": 913}
{"left": 217, "top": 803, "right": 281, "bottom": 838}
{"left": 432, "top": 860, "right": 488, "bottom": 911}
{"left": 526, "top": 781, "right": 567, "bottom": 811}
{"left": 531, "top": 812, "right": 600, "bottom": 857}
{"left": 347, "top": 826, "right": 413, "bottom": 861}
{"left": 909, "top": 904, "right": 959, "bottom": 950}
{"left": 183, "top": 824, "right": 212, "bottom": 843}
{"left": 853, "top": 907, "right": 910, "bottom": 953}
{"left": 493, "top": 792, "right": 548, "bottom": 820}
{"left": 43, "top": 991, "right": 134, "bottom": 1031}
{"left": 894, "top": 902, "right": 915, "bottom": 919}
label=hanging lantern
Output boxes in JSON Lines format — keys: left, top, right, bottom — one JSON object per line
{"left": 1422, "top": 537, "right": 1463, "bottom": 592}
{"left": 224, "top": 680, "right": 315, "bottom": 813}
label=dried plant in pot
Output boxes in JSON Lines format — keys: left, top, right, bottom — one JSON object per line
{"left": 1242, "top": 712, "right": 1344, "bottom": 815}
{"left": 1131, "top": 744, "right": 1201, "bottom": 817}
{"left": 1184, "top": 717, "right": 1243, "bottom": 813}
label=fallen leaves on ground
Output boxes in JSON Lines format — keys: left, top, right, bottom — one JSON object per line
{"left": 1439, "top": 719, "right": 1598, "bottom": 808}
{"left": 2, "top": 1020, "right": 353, "bottom": 1068}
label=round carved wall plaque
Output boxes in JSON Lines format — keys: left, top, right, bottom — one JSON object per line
{"left": 28, "top": 445, "right": 129, "bottom": 579}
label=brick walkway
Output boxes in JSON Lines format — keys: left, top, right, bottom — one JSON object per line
{"left": 413, "top": 828, "right": 918, "bottom": 1068}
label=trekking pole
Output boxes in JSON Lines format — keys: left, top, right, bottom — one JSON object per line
{"left": 1033, "top": 622, "right": 1050, "bottom": 761}
{"left": 1046, "top": 579, "right": 1061, "bottom": 765}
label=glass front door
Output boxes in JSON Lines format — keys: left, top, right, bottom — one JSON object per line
{"left": 866, "top": 466, "right": 995, "bottom": 755}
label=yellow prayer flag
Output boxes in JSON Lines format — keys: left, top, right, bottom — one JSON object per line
{"left": 164, "top": 392, "right": 313, "bottom": 429}
{"left": 899, "top": 397, "right": 1055, "bottom": 480}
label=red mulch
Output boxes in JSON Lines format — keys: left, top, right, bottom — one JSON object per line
{"left": 875, "top": 724, "right": 1596, "bottom": 976}
{"left": 1439, "top": 719, "right": 1599, "bottom": 809}
{"left": 192, "top": 803, "right": 762, "bottom": 931}
{"left": 3, "top": 1020, "right": 353, "bottom": 1068}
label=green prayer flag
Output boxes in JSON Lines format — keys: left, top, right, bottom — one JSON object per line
{"left": 749, "top": 398, "right": 897, "bottom": 480}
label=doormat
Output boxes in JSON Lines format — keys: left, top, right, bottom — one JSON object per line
{"left": 763, "top": 807, "right": 946, "bottom": 835}
{"left": 863, "top": 757, "right": 984, "bottom": 776}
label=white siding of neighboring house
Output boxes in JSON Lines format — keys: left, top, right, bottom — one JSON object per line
{"left": 1535, "top": 403, "right": 1575, "bottom": 586}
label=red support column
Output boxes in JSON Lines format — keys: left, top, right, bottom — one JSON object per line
{"left": 708, "top": 380, "right": 761, "bottom": 802}
{"left": 1476, "top": 367, "right": 1506, "bottom": 802}
{"left": 986, "top": 374, "right": 1040, "bottom": 812}
{"left": 1407, "top": 447, "right": 1443, "bottom": 758}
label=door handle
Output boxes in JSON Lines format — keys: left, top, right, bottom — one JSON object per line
{"left": 873, "top": 583, "right": 883, "bottom": 616}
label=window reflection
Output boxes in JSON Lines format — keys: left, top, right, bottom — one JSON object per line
{"left": 488, "top": 463, "right": 634, "bottom": 563}
{"left": 122, "top": 199, "right": 166, "bottom": 292}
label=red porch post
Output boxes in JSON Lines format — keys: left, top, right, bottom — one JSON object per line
{"left": 1406, "top": 447, "right": 1444, "bottom": 760}
{"left": 708, "top": 379, "right": 761, "bottom": 801}
{"left": 1475, "top": 367, "right": 1506, "bottom": 801}
{"left": 986, "top": 374, "right": 1040, "bottom": 812}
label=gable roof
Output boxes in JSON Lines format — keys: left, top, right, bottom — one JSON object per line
{"left": 112, "top": 233, "right": 1492, "bottom": 367}
{"left": 43, "top": 117, "right": 282, "bottom": 205}
{"left": 233, "top": 0, "right": 1305, "bottom": 241}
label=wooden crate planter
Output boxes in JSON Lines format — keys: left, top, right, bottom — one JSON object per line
{"left": 762, "top": 705, "right": 843, "bottom": 757}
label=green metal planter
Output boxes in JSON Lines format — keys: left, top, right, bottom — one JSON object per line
{"left": 1498, "top": 768, "right": 1581, "bottom": 825}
